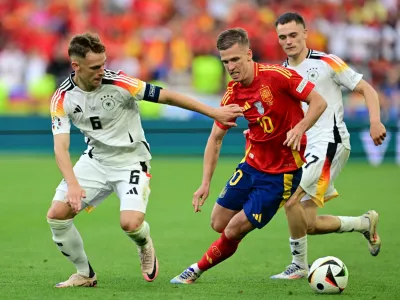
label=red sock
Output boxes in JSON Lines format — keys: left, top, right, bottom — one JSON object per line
{"left": 197, "top": 231, "right": 241, "bottom": 271}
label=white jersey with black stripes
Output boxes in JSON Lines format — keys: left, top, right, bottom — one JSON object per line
{"left": 283, "top": 50, "right": 363, "bottom": 149}
{"left": 50, "top": 69, "right": 156, "bottom": 167}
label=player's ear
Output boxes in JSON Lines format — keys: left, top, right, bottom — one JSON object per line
{"left": 71, "top": 60, "right": 79, "bottom": 72}
{"left": 247, "top": 49, "right": 252, "bottom": 61}
{"left": 303, "top": 28, "right": 308, "bottom": 39}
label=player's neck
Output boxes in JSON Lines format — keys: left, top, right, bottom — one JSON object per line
{"left": 72, "top": 75, "right": 96, "bottom": 92}
{"left": 240, "top": 62, "right": 255, "bottom": 86}
{"left": 287, "top": 48, "right": 309, "bottom": 67}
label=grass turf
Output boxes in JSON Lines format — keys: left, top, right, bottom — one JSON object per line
{"left": 0, "top": 155, "right": 397, "bottom": 300}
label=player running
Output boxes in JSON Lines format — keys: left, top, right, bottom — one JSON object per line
{"left": 269, "top": 12, "right": 387, "bottom": 280}
{"left": 46, "top": 33, "right": 243, "bottom": 288}
{"left": 170, "top": 28, "right": 327, "bottom": 284}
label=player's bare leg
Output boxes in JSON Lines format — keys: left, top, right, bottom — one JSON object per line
{"left": 271, "top": 187, "right": 309, "bottom": 279}
{"left": 303, "top": 201, "right": 381, "bottom": 256}
{"left": 210, "top": 203, "right": 240, "bottom": 233}
{"left": 121, "top": 210, "right": 158, "bottom": 282}
{"left": 47, "top": 200, "right": 97, "bottom": 288}
{"left": 171, "top": 210, "right": 254, "bottom": 284}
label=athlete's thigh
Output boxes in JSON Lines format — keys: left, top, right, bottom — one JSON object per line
{"left": 53, "top": 155, "right": 113, "bottom": 212}
{"left": 211, "top": 202, "right": 239, "bottom": 232}
{"left": 108, "top": 161, "right": 151, "bottom": 213}
{"left": 243, "top": 165, "right": 302, "bottom": 229}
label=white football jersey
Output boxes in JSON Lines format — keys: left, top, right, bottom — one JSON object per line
{"left": 284, "top": 50, "right": 363, "bottom": 149}
{"left": 50, "top": 69, "right": 156, "bottom": 167}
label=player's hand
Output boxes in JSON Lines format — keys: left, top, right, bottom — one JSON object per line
{"left": 284, "top": 125, "right": 305, "bottom": 151}
{"left": 66, "top": 183, "right": 86, "bottom": 213}
{"left": 192, "top": 184, "right": 210, "bottom": 213}
{"left": 370, "top": 121, "right": 386, "bottom": 146}
{"left": 243, "top": 129, "right": 249, "bottom": 138}
{"left": 212, "top": 104, "right": 243, "bottom": 127}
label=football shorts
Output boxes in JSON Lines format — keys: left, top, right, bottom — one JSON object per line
{"left": 300, "top": 142, "right": 350, "bottom": 207}
{"left": 53, "top": 154, "right": 151, "bottom": 213}
{"left": 217, "top": 162, "right": 302, "bottom": 229}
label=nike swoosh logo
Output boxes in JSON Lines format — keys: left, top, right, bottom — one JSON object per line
{"left": 146, "top": 257, "right": 158, "bottom": 279}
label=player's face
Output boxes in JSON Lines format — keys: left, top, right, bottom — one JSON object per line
{"left": 220, "top": 43, "right": 252, "bottom": 83}
{"left": 276, "top": 21, "right": 307, "bottom": 57}
{"left": 72, "top": 51, "right": 106, "bottom": 91}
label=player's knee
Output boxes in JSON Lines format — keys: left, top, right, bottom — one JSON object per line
{"left": 46, "top": 200, "right": 75, "bottom": 220}
{"left": 210, "top": 219, "right": 225, "bottom": 233}
{"left": 120, "top": 219, "right": 143, "bottom": 232}
{"left": 307, "top": 222, "right": 317, "bottom": 235}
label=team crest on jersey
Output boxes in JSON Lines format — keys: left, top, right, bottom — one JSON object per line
{"left": 101, "top": 94, "right": 116, "bottom": 111}
{"left": 254, "top": 101, "right": 264, "bottom": 115}
{"left": 259, "top": 86, "right": 273, "bottom": 105}
{"left": 51, "top": 116, "right": 61, "bottom": 130}
{"left": 307, "top": 68, "right": 319, "bottom": 82}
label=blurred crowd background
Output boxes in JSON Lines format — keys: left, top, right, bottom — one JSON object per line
{"left": 0, "top": 0, "right": 399, "bottom": 122}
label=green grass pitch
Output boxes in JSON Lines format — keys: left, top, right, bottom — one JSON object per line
{"left": 0, "top": 155, "right": 398, "bottom": 300}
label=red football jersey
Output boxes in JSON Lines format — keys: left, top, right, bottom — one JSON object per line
{"left": 216, "top": 63, "right": 315, "bottom": 174}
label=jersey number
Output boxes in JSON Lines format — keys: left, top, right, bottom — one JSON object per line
{"left": 90, "top": 116, "right": 103, "bottom": 130}
{"left": 257, "top": 116, "right": 274, "bottom": 133}
{"left": 304, "top": 153, "right": 319, "bottom": 169}
{"left": 129, "top": 170, "right": 140, "bottom": 184}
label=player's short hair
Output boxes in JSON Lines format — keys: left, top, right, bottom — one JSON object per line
{"left": 217, "top": 28, "right": 250, "bottom": 51}
{"left": 68, "top": 33, "right": 106, "bottom": 58}
{"left": 275, "top": 12, "right": 306, "bottom": 28}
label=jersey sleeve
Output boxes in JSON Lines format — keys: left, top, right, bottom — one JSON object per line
{"left": 110, "top": 70, "right": 162, "bottom": 102}
{"left": 270, "top": 66, "right": 315, "bottom": 102}
{"left": 321, "top": 54, "right": 363, "bottom": 90}
{"left": 215, "top": 81, "right": 237, "bottom": 130}
{"left": 50, "top": 90, "right": 71, "bottom": 135}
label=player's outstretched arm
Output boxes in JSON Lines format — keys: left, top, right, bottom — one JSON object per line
{"left": 353, "top": 80, "right": 386, "bottom": 146}
{"left": 284, "top": 90, "right": 327, "bottom": 151}
{"left": 54, "top": 133, "right": 86, "bottom": 213}
{"left": 158, "top": 89, "right": 243, "bottom": 127}
{"left": 193, "top": 123, "right": 228, "bottom": 212}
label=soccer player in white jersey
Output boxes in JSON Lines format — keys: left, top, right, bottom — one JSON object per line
{"left": 268, "top": 12, "right": 387, "bottom": 279}
{"left": 46, "top": 33, "right": 243, "bottom": 288}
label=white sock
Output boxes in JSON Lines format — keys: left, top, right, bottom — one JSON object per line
{"left": 337, "top": 216, "right": 369, "bottom": 233}
{"left": 290, "top": 236, "right": 308, "bottom": 270}
{"left": 125, "top": 221, "right": 151, "bottom": 248}
{"left": 190, "top": 263, "right": 203, "bottom": 274}
{"left": 47, "top": 218, "right": 93, "bottom": 277}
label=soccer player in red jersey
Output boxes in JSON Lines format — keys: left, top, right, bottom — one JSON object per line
{"left": 170, "top": 28, "right": 327, "bottom": 284}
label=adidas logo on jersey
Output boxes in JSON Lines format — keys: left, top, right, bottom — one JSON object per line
{"left": 126, "top": 187, "right": 138, "bottom": 195}
{"left": 74, "top": 105, "right": 83, "bottom": 114}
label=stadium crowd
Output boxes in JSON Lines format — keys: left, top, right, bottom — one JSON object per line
{"left": 0, "top": 0, "right": 399, "bottom": 121}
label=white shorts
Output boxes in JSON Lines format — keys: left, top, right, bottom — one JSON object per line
{"left": 53, "top": 154, "right": 151, "bottom": 213}
{"left": 300, "top": 142, "right": 350, "bottom": 207}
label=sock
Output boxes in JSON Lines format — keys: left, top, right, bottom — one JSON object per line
{"left": 290, "top": 236, "right": 308, "bottom": 269}
{"left": 337, "top": 216, "right": 369, "bottom": 233}
{"left": 197, "top": 231, "right": 241, "bottom": 271}
{"left": 125, "top": 221, "right": 151, "bottom": 248}
{"left": 47, "top": 218, "right": 94, "bottom": 277}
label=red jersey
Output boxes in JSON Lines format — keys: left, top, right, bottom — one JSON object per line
{"left": 216, "top": 63, "right": 315, "bottom": 174}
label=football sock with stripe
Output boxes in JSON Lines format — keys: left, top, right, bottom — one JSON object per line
{"left": 197, "top": 231, "right": 241, "bottom": 271}
{"left": 290, "top": 235, "right": 308, "bottom": 269}
{"left": 47, "top": 218, "right": 93, "bottom": 277}
{"left": 125, "top": 221, "right": 151, "bottom": 249}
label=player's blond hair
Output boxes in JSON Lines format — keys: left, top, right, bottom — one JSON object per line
{"left": 216, "top": 28, "right": 250, "bottom": 51}
{"left": 68, "top": 33, "right": 106, "bottom": 58}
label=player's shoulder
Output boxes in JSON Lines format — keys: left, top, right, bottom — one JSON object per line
{"left": 308, "top": 49, "right": 348, "bottom": 69}
{"left": 102, "top": 69, "right": 143, "bottom": 91}
{"left": 258, "top": 63, "right": 293, "bottom": 79}
{"left": 50, "top": 75, "right": 75, "bottom": 108}
{"left": 221, "top": 80, "right": 239, "bottom": 105}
